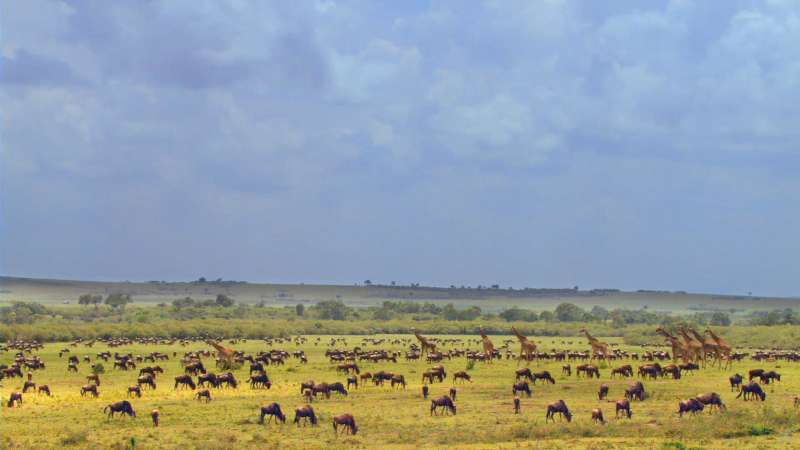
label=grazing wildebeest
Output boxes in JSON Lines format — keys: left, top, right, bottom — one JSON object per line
{"left": 6, "top": 392, "right": 23, "bottom": 407}
{"left": 184, "top": 361, "right": 206, "bottom": 376}
{"left": 515, "top": 368, "right": 533, "bottom": 382}
{"left": 512, "top": 381, "right": 532, "bottom": 397}
{"left": 22, "top": 381, "right": 36, "bottom": 393}
{"left": 638, "top": 364, "right": 662, "bottom": 379}
{"left": 300, "top": 381, "right": 315, "bottom": 394}
{"left": 294, "top": 405, "right": 318, "bottom": 426}
{"left": 127, "top": 385, "right": 142, "bottom": 398}
{"left": 453, "top": 371, "right": 472, "bottom": 383}
{"left": 259, "top": 403, "right": 286, "bottom": 424}
{"left": 695, "top": 392, "right": 726, "bottom": 412}
{"left": 151, "top": 409, "right": 159, "bottom": 427}
{"left": 611, "top": 365, "right": 633, "bottom": 378}
{"left": 347, "top": 375, "right": 358, "bottom": 390}
{"left": 336, "top": 363, "right": 360, "bottom": 375}
{"left": 678, "top": 398, "right": 704, "bottom": 417}
{"left": 87, "top": 374, "right": 100, "bottom": 386}
{"left": 430, "top": 395, "right": 456, "bottom": 416}
{"left": 591, "top": 408, "right": 605, "bottom": 424}
{"left": 105, "top": 400, "right": 136, "bottom": 419}
{"left": 198, "top": 373, "right": 219, "bottom": 388}
{"left": 137, "top": 375, "right": 156, "bottom": 390}
{"left": 312, "top": 383, "right": 331, "bottom": 399}
{"left": 195, "top": 389, "right": 212, "bottom": 402}
{"left": 545, "top": 400, "right": 572, "bottom": 423}
{"left": 662, "top": 364, "right": 681, "bottom": 380}
{"left": 615, "top": 399, "right": 632, "bottom": 418}
{"left": 391, "top": 375, "right": 406, "bottom": 389}
{"left": 332, "top": 414, "right": 358, "bottom": 435}
{"left": 532, "top": 371, "right": 556, "bottom": 385}
{"left": 577, "top": 364, "right": 600, "bottom": 379}
{"left": 422, "top": 370, "right": 444, "bottom": 384}
{"left": 303, "top": 389, "right": 314, "bottom": 403}
{"left": 217, "top": 372, "right": 238, "bottom": 389}
{"left": 449, "top": 387, "right": 457, "bottom": 401}
{"left": 38, "top": 385, "right": 51, "bottom": 396}
{"left": 81, "top": 384, "right": 99, "bottom": 397}
{"left": 625, "top": 381, "right": 646, "bottom": 401}
{"left": 174, "top": 375, "right": 196, "bottom": 390}
{"left": 514, "top": 397, "right": 521, "bottom": 414}
{"left": 729, "top": 373, "right": 743, "bottom": 391}
{"left": 760, "top": 370, "right": 781, "bottom": 384}
{"left": 736, "top": 382, "right": 766, "bottom": 401}
{"left": 748, "top": 369, "right": 765, "bottom": 381}
{"left": 328, "top": 382, "right": 348, "bottom": 397}
{"left": 248, "top": 374, "right": 271, "bottom": 389}
{"left": 139, "top": 366, "right": 163, "bottom": 378}
{"left": 422, "top": 385, "right": 429, "bottom": 399}
{"left": 249, "top": 362, "right": 265, "bottom": 375}
{"left": 598, "top": 383, "right": 609, "bottom": 400}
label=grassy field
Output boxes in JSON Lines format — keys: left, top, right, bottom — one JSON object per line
{"left": 1, "top": 335, "right": 799, "bottom": 449}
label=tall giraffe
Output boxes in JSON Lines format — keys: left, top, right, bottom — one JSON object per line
{"left": 688, "top": 328, "right": 719, "bottom": 367}
{"left": 676, "top": 328, "right": 704, "bottom": 364}
{"left": 478, "top": 326, "right": 495, "bottom": 362}
{"left": 579, "top": 328, "right": 609, "bottom": 358}
{"left": 655, "top": 326, "right": 688, "bottom": 363}
{"left": 705, "top": 328, "right": 733, "bottom": 369}
{"left": 206, "top": 339, "right": 235, "bottom": 366}
{"left": 511, "top": 326, "right": 537, "bottom": 365}
{"left": 411, "top": 328, "right": 437, "bottom": 356}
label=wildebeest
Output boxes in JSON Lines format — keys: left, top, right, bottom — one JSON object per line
{"left": 105, "top": 400, "right": 136, "bottom": 419}
{"left": 611, "top": 365, "right": 633, "bottom": 378}
{"left": 577, "top": 364, "right": 600, "bottom": 379}
{"left": 347, "top": 375, "right": 358, "bottom": 390}
{"left": 127, "top": 385, "right": 142, "bottom": 398}
{"left": 336, "top": 363, "right": 360, "bottom": 375}
{"left": 625, "top": 381, "right": 646, "bottom": 401}
{"left": 514, "top": 397, "right": 521, "bottom": 414}
{"left": 37, "top": 385, "right": 51, "bottom": 396}
{"left": 328, "top": 382, "right": 348, "bottom": 397}
{"left": 22, "top": 381, "right": 36, "bottom": 393}
{"left": 449, "top": 387, "right": 457, "bottom": 401}
{"left": 422, "top": 370, "right": 445, "bottom": 384}
{"left": 137, "top": 375, "right": 156, "bottom": 390}
{"left": 678, "top": 398, "right": 704, "bottom": 417}
{"left": 545, "top": 400, "right": 572, "bottom": 423}
{"left": 174, "top": 375, "right": 196, "bottom": 390}
{"left": 515, "top": 368, "right": 534, "bottom": 382}
{"left": 430, "top": 395, "right": 456, "bottom": 416}
{"left": 695, "top": 392, "right": 726, "bottom": 412}
{"left": 248, "top": 374, "right": 271, "bottom": 389}
{"left": 598, "top": 383, "right": 609, "bottom": 400}
{"left": 139, "top": 366, "right": 163, "bottom": 378}
{"left": 151, "top": 409, "right": 159, "bottom": 427}
{"left": 729, "top": 373, "right": 743, "bottom": 391}
{"left": 422, "top": 385, "right": 429, "bottom": 399}
{"left": 294, "top": 405, "right": 318, "bottom": 426}
{"left": 512, "top": 381, "right": 532, "bottom": 397}
{"left": 259, "top": 403, "right": 286, "bottom": 424}
{"left": 748, "top": 369, "right": 765, "bottom": 381}
{"left": 81, "top": 384, "right": 99, "bottom": 397}
{"left": 6, "top": 392, "right": 23, "bottom": 407}
{"left": 217, "top": 372, "right": 238, "bottom": 389}
{"left": 300, "top": 380, "right": 315, "bottom": 394}
{"left": 391, "top": 375, "right": 406, "bottom": 389}
{"left": 195, "top": 389, "right": 212, "bottom": 402}
{"left": 532, "top": 371, "right": 556, "bottom": 384}
{"left": 562, "top": 365, "right": 571, "bottom": 376}
{"left": 453, "top": 371, "right": 472, "bottom": 383}
{"left": 615, "top": 399, "right": 632, "bottom": 419}
{"left": 87, "top": 374, "right": 101, "bottom": 386}
{"left": 736, "top": 382, "right": 766, "bottom": 401}
{"left": 185, "top": 361, "right": 207, "bottom": 376}
{"left": 332, "top": 414, "right": 358, "bottom": 435}
{"left": 591, "top": 408, "right": 605, "bottom": 424}
{"left": 198, "top": 373, "right": 219, "bottom": 388}
{"left": 760, "top": 370, "right": 781, "bottom": 384}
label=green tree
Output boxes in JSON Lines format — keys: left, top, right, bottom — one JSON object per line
{"left": 295, "top": 303, "right": 305, "bottom": 316}
{"left": 105, "top": 293, "right": 132, "bottom": 310}
{"left": 709, "top": 311, "right": 731, "bottom": 326}
{"left": 314, "top": 300, "right": 350, "bottom": 320}
{"left": 590, "top": 306, "right": 610, "bottom": 321}
{"left": 555, "top": 302, "right": 586, "bottom": 322}
{"left": 215, "top": 294, "right": 235, "bottom": 308}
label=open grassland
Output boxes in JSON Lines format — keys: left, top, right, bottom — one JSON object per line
{"left": 2, "top": 335, "right": 800, "bottom": 449}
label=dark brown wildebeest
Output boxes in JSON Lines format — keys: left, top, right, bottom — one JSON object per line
{"left": 625, "top": 381, "right": 646, "bottom": 401}
{"left": 294, "top": 405, "right": 317, "bottom": 426}
{"left": 611, "top": 365, "right": 633, "bottom": 378}
{"left": 81, "top": 384, "right": 99, "bottom": 397}
{"left": 591, "top": 408, "right": 605, "bottom": 424}
{"left": 174, "top": 375, "right": 196, "bottom": 390}
{"left": 449, "top": 387, "right": 457, "bottom": 401}
{"left": 312, "top": 382, "right": 331, "bottom": 399}
{"left": 576, "top": 364, "right": 600, "bottom": 379}
{"left": 248, "top": 374, "right": 271, "bottom": 389}
{"left": 328, "top": 382, "right": 348, "bottom": 397}
{"left": 87, "top": 374, "right": 101, "bottom": 386}
{"left": 598, "top": 383, "right": 609, "bottom": 400}
{"left": 695, "top": 392, "right": 726, "bottom": 412}
{"left": 748, "top": 369, "right": 765, "bottom": 381}
{"left": 347, "top": 375, "right": 358, "bottom": 390}
{"left": 22, "top": 381, "right": 36, "bottom": 393}
{"left": 217, "top": 372, "right": 238, "bottom": 389}
{"left": 729, "top": 374, "right": 743, "bottom": 391}
{"left": 760, "top": 370, "right": 781, "bottom": 384}
{"left": 137, "top": 375, "right": 156, "bottom": 390}
{"left": 562, "top": 365, "right": 571, "bottom": 376}
{"left": 359, "top": 373, "right": 372, "bottom": 385}
{"left": 614, "top": 399, "right": 632, "bottom": 418}
{"left": 7, "top": 392, "right": 23, "bottom": 407}
{"left": 300, "top": 380, "right": 315, "bottom": 394}
{"left": 68, "top": 362, "right": 78, "bottom": 373}
{"left": 249, "top": 362, "right": 265, "bottom": 375}
{"left": 38, "top": 385, "right": 51, "bottom": 396}
{"left": 532, "top": 371, "right": 555, "bottom": 385}
{"left": 104, "top": 400, "right": 136, "bottom": 419}
{"left": 736, "top": 382, "right": 766, "bottom": 401}
{"left": 662, "top": 364, "right": 681, "bottom": 380}
{"left": 336, "top": 363, "right": 360, "bottom": 375}
{"left": 139, "top": 366, "right": 163, "bottom": 378}
{"left": 545, "top": 400, "right": 572, "bottom": 423}
{"left": 151, "top": 409, "right": 159, "bottom": 427}
{"left": 515, "top": 368, "right": 534, "bottom": 382}
{"left": 422, "top": 370, "right": 444, "bottom": 384}
{"left": 391, "top": 375, "right": 406, "bottom": 389}
{"left": 679, "top": 362, "right": 699, "bottom": 375}
{"left": 678, "top": 398, "right": 704, "bottom": 417}
{"left": 422, "top": 385, "right": 429, "bottom": 399}
{"left": 195, "top": 389, "right": 212, "bottom": 402}
{"left": 638, "top": 364, "right": 662, "bottom": 379}
{"left": 127, "top": 385, "right": 142, "bottom": 398}
{"left": 303, "top": 389, "right": 314, "bottom": 403}
{"left": 332, "top": 414, "right": 358, "bottom": 435}
{"left": 373, "top": 371, "right": 394, "bottom": 386}
{"left": 512, "top": 381, "right": 532, "bottom": 397}
{"left": 514, "top": 397, "right": 521, "bottom": 414}
{"left": 259, "top": 403, "right": 286, "bottom": 424}
{"left": 198, "top": 373, "right": 219, "bottom": 388}
{"left": 430, "top": 395, "right": 456, "bottom": 416}
{"left": 453, "top": 371, "right": 472, "bottom": 383}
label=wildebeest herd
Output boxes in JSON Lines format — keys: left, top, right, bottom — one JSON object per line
{"left": 0, "top": 327, "right": 798, "bottom": 444}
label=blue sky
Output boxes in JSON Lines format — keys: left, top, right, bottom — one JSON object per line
{"left": 1, "top": 1, "right": 799, "bottom": 296}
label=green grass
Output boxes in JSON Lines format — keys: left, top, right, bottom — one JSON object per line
{"left": 1, "top": 335, "right": 799, "bottom": 449}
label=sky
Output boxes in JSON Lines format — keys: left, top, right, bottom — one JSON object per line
{"left": 1, "top": 1, "right": 799, "bottom": 296}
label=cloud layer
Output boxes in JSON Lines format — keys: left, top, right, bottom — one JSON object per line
{"left": 2, "top": 1, "right": 799, "bottom": 295}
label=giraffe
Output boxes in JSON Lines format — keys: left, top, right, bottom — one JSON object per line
{"left": 206, "top": 339, "right": 235, "bottom": 367}
{"left": 705, "top": 328, "right": 733, "bottom": 369}
{"left": 511, "top": 326, "right": 537, "bottom": 365}
{"left": 411, "top": 328, "right": 437, "bottom": 356}
{"left": 579, "top": 328, "right": 609, "bottom": 359}
{"left": 655, "top": 326, "right": 689, "bottom": 363}
{"left": 676, "top": 328, "right": 704, "bottom": 364}
{"left": 478, "top": 326, "right": 495, "bottom": 363}
{"left": 688, "top": 327, "right": 720, "bottom": 367}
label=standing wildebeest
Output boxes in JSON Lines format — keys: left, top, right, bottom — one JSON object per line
{"left": 736, "top": 382, "right": 766, "bottom": 401}
{"left": 591, "top": 408, "right": 605, "bottom": 424}
{"left": 347, "top": 375, "right": 358, "bottom": 390}
{"left": 22, "top": 381, "right": 36, "bottom": 393}
{"left": 598, "top": 383, "right": 609, "bottom": 400}
{"left": 294, "top": 405, "right": 318, "bottom": 426}
{"left": 453, "top": 371, "right": 472, "bottom": 383}
{"left": 139, "top": 366, "right": 163, "bottom": 378}
{"left": 248, "top": 374, "right": 271, "bottom": 389}
{"left": 532, "top": 371, "right": 555, "bottom": 385}
{"left": 515, "top": 368, "right": 534, "bottom": 382}
{"left": 695, "top": 392, "right": 726, "bottom": 412}
{"left": 449, "top": 387, "right": 457, "bottom": 401}
{"left": 514, "top": 397, "right": 521, "bottom": 414}
{"left": 562, "top": 365, "right": 571, "bottom": 376}
{"left": 391, "top": 375, "right": 406, "bottom": 389}
{"left": 38, "top": 385, "right": 51, "bottom": 396}
{"left": 249, "top": 362, "right": 265, "bottom": 375}
{"left": 300, "top": 381, "right": 315, "bottom": 394}
{"left": 545, "top": 400, "right": 572, "bottom": 423}
{"left": 7, "top": 392, "right": 23, "bottom": 407}
{"left": 198, "top": 373, "right": 219, "bottom": 388}
{"left": 217, "top": 372, "right": 238, "bottom": 389}
{"left": 576, "top": 364, "right": 600, "bottom": 379}
{"left": 174, "top": 375, "right": 196, "bottom": 390}
{"left": 332, "top": 414, "right": 358, "bottom": 435}
{"left": 185, "top": 361, "right": 206, "bottom": 376}
{"left": 611, "top": 365, "right": 633, "bottom": 378}
{"left": 729, "top": 374, "right": 743, "bottom": 391}
{"left": 105, "top": 400, "right": 136, "bottom": 419}
{"left": 422, "top": 370, "right": 445, "bottom": 384}
{"left": 748, "top": 369, "right": 765, "bottom": 381}
{"left": 127, "top": 385, "right": 142, "bottom": 398}
{"left": 422, "top": 385, "right": 429, "bottom": 399}
{"left": 678, "top": 398, "right": 704, "bottom": 417}
{"left": 336, "top": 363, "right": 360, "bottom": 375}
{"left": 430, "top": 395, "right": 456, "bottom": 416}
{"left": 328, "top": 382, "right": 348, "bottom": 397}
{"left": 195, "top": 389, "right": 212, "bottom": 402}
{"left": 512, "top": 381, "right": 532, "bottom": 397}
{"left": 87, "top": 374, "right": 101, "bottom": 386}
{"left": 312, "top": 383, "right": 331, "bottom": 399}
{"left": 151, "top": 409, "right": 159, "bottom": 427}
{"left": 81, "top": 384, "right": 99, "bottom": 397}
{"left": 625, "top": 381, "right": 646, "bottom": 401}
{"left": 259, "top": 403, "right": 286, "bottom": 424}
{"left": 137, "top": 375, "right": 156, "bottom": 390}
{"left": 614, "top": 399, "right": 632, "bottom": 418}
{"left": 760, "top": 370, "right": 781, "bottom": 384}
